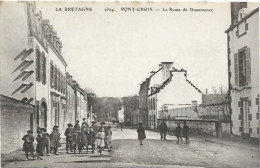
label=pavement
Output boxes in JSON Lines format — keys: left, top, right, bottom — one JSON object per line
{"left": 2, "top": 127, "right": 260, "bottom": 168}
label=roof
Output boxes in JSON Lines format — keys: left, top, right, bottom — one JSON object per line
{"left": 139, "top": 67, "right": 163, "bottom": 93}
{"left": 149, "top": 69, "right": 202, "bottom": 96}
{"left": 149, "top": 73, "right": 173, "bottom": 96}
{"left": 225, "top": 7, "right": 259, "bottom": 33}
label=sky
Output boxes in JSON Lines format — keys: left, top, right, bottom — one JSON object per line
{"left": 37, "top": 2, "right": 258, "bottom": 97}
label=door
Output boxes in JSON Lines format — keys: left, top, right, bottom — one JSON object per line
{"left": 242, "top": 100, "right": 249, "bottom": 133}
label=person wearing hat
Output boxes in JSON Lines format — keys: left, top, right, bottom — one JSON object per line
{"left": 22, "top": 130, "right": 35, "bottom": 160}
{"left": 41, "top": 128, "right": 51, "bottom": 156}
{"left": 74, "top": 120, "right": 81, "bottom": 132}
{"left": 50, "top": 125, "right": 61, "bottom": 155}
{"left": 159, "top": 119, "right": 168, "bottom": 140}
{"left": 137, "top": 123, "right": 146, "bottom": 145}
{"left": 82, "top": 118, "right": 89, "bottom": 128}
{"left": 78, "top": 126, "right": 87, "bottom": 154}
{"left": 64, "top": 123, "right": 74, "bottom": 153}
{"left": 175, "top": 122, "right": 183, "bottom": 144}
{"left": 36, "top": 128, "right": 45, "bottom": 160}
{"left": 86, "top": 127, "right": 96, "bottom": 154}
{"left": 73, "top": 120, "right": 81, "bottom": 153}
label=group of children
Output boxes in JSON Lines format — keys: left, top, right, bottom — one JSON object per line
{"left": 64, "top": 121, "right": 112, "bottom": 155}
{"left": 22, "top": 120, "right": 113, "bottom": 160}
{"left": 22, "top": 125, "right": 61, "bottom": 160}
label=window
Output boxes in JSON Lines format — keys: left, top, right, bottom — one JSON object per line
{"left": 36, "top": 49, "right": 41, "bottom": 81}
{"left": 234, "top": 48, "right": 251, "bottom": 87}
{"left": 57, "top": 69, "right": 60, "bottom": 92}
{"left": 245, "top": 23, "right": 248, "bottom": 31}
{"left": 54, "top": 65, "right": 57, "bottom": 89}
{"left": 42, "top": 53, "right": 46, "bottom": 84}
{"left": 240, "top": 13, "right": 243, "bottom": 20}
{"left": 50, "top": 62, "right": 54, "bottom": 88}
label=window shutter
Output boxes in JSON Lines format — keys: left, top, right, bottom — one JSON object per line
{"left": 40, "top": 53, "right": 44, "bottom": 82}
{"left": 54, "top": 66, "right": 57, "bottom": 89}
{"left": 36, "top": 50, "right": 40, "bottom": 81}
{"left": 234, "top": 53, "right": 239, "bottom": 85}
{"left": 50, "top": 62, "right": 53, "bottom": 87}
{"left": 246, "top": 48, "right": 251, "bottom": 83}
{"left": 248, "top": 100, "right": 251, "bottom": 106}
{"left": 43, "top": 54, "right": 46, "bottom": 84}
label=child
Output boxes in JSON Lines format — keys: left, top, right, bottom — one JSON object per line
{"left": 105, "top": 126, "right": 112, "bottom": 152}
{"left": 182, "top": 121, "right": 190, "bottom": 144}
{"left": 137, "top": 123, "right": 146, "bottom": 145}
{"left": 73, "top": 121, "right": 81, "bottom": 153}
{"left": 175, "top": 123, "right": 183, "bottom": 143}
{"left": 36, "top": 128, "right": 45, "bottom": 160}
{"left": 50, "top": 125, "right": 61, "bottom": 155}
{"left": 22, "top": 130, "right": 35, "bottom": 160}
{"left": 78, "top": 127, "right": 87, "bottom": 153}
{"left": 86, "top": 127, "right": 96, "bottom": 154}
{"left": 41, "top": 128, "right": 50, "bottom": 156}
{"left": 64, "top": 123, "right": 74, "bottom": 153}
{"left": 95, "top": 127, "right": 105, "bottom": 155}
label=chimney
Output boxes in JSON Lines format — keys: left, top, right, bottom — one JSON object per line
{"left": 231, "top": 2, "right": 247, "bottom": 25}
{"left": 191, "top": 101, "right": 198, "bottom": 113}
{"left": 161, "top": 62, "right": 173, "bottom": 81}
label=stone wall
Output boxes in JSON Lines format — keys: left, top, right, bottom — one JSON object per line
{"left": 1, "top": 95, "right": 34, "bottom": 153}
{"left": 158, "top": 119, "right": 231, "bottom": 138}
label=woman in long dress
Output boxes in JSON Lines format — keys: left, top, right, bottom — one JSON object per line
{"left": 137, "top": 123, "right": 146, "bottom": 145}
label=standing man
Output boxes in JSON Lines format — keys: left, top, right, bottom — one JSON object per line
{"left": 159, "top": 119, "right": 168, "bottom": 140}
{"left": 64, "top": 123, "right": 74, "bottom": 153}
{"left": 120, "top": 121, "right": 124, "bottom": 131}
{"left": 82, "top": 118, "right": 89, "bottom": 128}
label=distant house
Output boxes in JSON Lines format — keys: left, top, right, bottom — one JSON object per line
{"left": 140, "top": 62, "right": 202, "bottom": 129}
{"left": 121, "top": 96, "right": 139, "bottom": 125}
{"left": 225, "top": 2, "right": 259, "bottom": 139}
{"left": 117, "top": 106, "right": 125, "bottom": 123}
{"left": 66, "top": 73, "right": 88, "bottom": 126}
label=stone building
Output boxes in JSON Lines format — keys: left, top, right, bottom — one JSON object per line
{"left": 66, "top": 73, "right": 88, "bottom": 126}
{"left": 0, "top": 2, "right": 69, "bottom": 151}
{"left": 0, "top": 2, "right": 67, "bottom": 133}
{"left": 225, "top": 2, "right": 259, "bottom": 139}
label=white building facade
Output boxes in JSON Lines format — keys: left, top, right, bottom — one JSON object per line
{"left": 226, "top": 4, "right": 259, "bottom": 139}
{"left": 147, "top": 62, "right": 202, "bottom": 129}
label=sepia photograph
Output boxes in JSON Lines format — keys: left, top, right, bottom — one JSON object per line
{"left": 0, "top": 1, "right": 259, "bottom": 168}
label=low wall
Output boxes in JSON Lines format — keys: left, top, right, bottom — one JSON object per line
{"left": 1, "top": 95, "right": 34, "bottom": 153}
{"left": 158, "top": 119, "right": 231, "bottom": 138}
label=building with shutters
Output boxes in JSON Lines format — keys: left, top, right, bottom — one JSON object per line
{"left": 66, "top": 73, "right": 88, "bottom": 126}
{"left": 0, "top": 2, "right": 67, "bottom": 135}
{"left": 225, "top": 3, "right": 259, "bottom": 139}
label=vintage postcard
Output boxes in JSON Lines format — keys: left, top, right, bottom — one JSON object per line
{"left": 0, "top": 1, "right": 259, "bottom": 168}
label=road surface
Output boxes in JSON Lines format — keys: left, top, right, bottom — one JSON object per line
{"left": 2, "top": 127, "right": 260, "bottom": 168}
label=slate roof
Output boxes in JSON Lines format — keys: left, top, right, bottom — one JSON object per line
{"left": 225, "top": 7, "right": 259, "bottom": 33}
